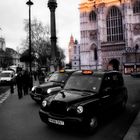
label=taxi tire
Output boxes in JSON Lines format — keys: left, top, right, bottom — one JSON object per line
{"left": 85, "top": 116, "right": 98, "bottom": 134}
{"left": 121, "top": 98, "right": 127, "bottom": 111}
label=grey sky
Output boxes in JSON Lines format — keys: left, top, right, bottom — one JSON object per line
{"left": 0, "top": 0, "right": 81, "bottom": 62}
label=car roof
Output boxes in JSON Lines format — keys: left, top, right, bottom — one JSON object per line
{"left": 1, "top": 70, "right": 14, "bottom": 73}
{"left": 72, "top": 70, "right": 122, "bottom": 77}
{"left": 55, "top": 69, "right": 77, "bottom": 74}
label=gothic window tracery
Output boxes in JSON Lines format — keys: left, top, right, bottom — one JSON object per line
{"left": 89, "top": 11, "right": 97, "bottom": 21}
{"left": 133, "top": 1, "right": 140, "bottom": 14}
{"left": 106, "top": 6, "right": 124, "bottom": 42}
{"left": 90, "top": 45, "right": 97, "bottom": 61}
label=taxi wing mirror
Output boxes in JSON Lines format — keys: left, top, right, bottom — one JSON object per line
{"left": 103, "top": 87, "right": 112, "bottom": 92}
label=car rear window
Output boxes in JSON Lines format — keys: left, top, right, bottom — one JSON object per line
{"left": 49, "top": 73, "right": 69, "bottom": 83}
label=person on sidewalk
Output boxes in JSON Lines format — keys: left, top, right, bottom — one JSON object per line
{"left": 22, "top": 70, "right": 30, "bottom": 95}
{"left": 16, "top": 69, "right": 23, "bottom": 99}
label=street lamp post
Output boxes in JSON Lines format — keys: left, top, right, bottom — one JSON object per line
{"left": 26, "top": 0, "right": 33, "bottom": 73}
{"left": 48, "top": 0, "right": 57, "bottom": 71}
{"left": 135, "top": 44, "right": 139, "bottom": 72}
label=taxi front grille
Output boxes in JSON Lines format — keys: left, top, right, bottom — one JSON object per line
{"left": 49, "top": 101, "right": 67, "bottom": 116}
{"left": 35, "top": 88, "right": 42, "bottom": 95}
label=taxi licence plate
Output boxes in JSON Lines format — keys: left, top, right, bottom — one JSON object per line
{"left": 48, "top": 118, "right": 64, "bottom": 126}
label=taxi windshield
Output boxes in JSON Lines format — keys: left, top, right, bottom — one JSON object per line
{"left": 64, "top": 75, "right": 102, "bottom": 93}
{"left": 49, "top": 73, "right": 69, "bottom": 83}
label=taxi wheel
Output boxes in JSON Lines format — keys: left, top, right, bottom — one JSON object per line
{"left": 86, "top": 116, "right": 98, "bottom": 134}
{"left": 121, "top": 99, "right": 127, "bottom": 111}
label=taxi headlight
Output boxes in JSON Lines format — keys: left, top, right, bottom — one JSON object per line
{"left": 47, "top": 89, "right": 51, "bottom": 94}
{"left": 31, "top": 86, "right": 36, "bottom": 92}
{"left": 77, "top": 105, "right": 83, "bottom": 114}
{"left": 42, "top": 100, "right": 47, "bottom": 107}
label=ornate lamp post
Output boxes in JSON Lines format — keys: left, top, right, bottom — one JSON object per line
{"left": 26, "top": 0, "right": 33, "bottom": 73}
{"left": 48, "top": 0, "right": 57, "bottom": 71}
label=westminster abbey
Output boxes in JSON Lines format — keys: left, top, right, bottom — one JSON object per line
{"left": 79, "top": 0, "right": 140, "bottom": 74}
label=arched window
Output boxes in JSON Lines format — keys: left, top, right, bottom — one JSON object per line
{"left": 90, "top": 45, "right": 97, "bottom": 61}
{"left": 89, "top": 11, "right": 96, "bottom": 21}
{"left": 90, "top": 46, "right": 94, "bottom": 61}
{"left": 106, "top": 6, "right": 124, "bottom": 42}
{"left": 133, "top": 1, "right": 140, "bottom": 14}
{"left": 94, "top": 48, "right": 98, "bottom": 60}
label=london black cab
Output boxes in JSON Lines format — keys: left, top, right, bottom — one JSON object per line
{"left": 30, "top": 69, "right": 76, "bottom": 103}
{"left": 39, "top": 70, "right": 128, "bottom": 133}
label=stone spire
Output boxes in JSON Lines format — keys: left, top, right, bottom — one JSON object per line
{"left": 69, "top": 35, "right": 74, "bottom": 46}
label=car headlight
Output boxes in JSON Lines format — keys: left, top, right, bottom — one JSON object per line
{"left": 31, "top": 86, "right": 36, "bottom": 92}
{"left": 77, "top": 105, "right": 83, "bottom": 114}
{"left": 42, "top": 100, "right": 47, "bottom": 107}
{"left": 47, "top": 88, "right": 51, "bottom": 94}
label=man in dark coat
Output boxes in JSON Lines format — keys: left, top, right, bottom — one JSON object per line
{"left": 22, "top": 70, "right": 30, "bottom": 95}
{"left": 16, "top": 70, "right": 23, "bottom": 99}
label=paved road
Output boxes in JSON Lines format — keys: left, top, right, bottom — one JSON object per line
{"left": 0, "top": 76, "right": 139, "bottom": 140}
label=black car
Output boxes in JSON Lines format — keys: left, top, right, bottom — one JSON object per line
{"left": 30, "top": 69, "right": 76, "bottom": 103}
{"left": 39, "top": 70, "right": 128, "bottom": 133}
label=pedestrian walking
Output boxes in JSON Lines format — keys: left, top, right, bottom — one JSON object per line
{"left": 16, "top": 70, "right": 23, "bottom": 99}
{"left": 29, "top": 72, "right": 33, "bottom": 91}
{"left": 22, "top": 70, "right": 30, "bottom": 95}
{"left": 33, "top": 70, "right": 37, "bottom": 81}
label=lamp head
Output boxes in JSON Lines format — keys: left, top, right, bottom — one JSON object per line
{"left": 26, "top": 0, "right": 33, "bottom": 6}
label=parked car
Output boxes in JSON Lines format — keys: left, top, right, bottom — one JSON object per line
{"left": 130, "top": 72, "right": 140, "bottom": 78}
{"left": 39, "top": 70, "right": 128, "bottom": 133}
{"left": 30, "top": 69, "right": 76, "bottom": 103}
{"left": 0, "top": 70, "right": 16, "bottom": 86}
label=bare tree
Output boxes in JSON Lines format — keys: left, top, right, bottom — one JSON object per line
{"left": 21, "top": 18, "right": 65, "bottom": 70}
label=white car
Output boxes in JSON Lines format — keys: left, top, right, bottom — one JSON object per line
{"left": 0, "top": 70, "right": 16, "bottom": 86}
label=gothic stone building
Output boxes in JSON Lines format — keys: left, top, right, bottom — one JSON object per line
{"left": 0, "top": 36, "right": 20, "bottom": 69}
{"left": 79, "top": 0, "right": 140, "bottom": 74}
{"left": 68, "top": 35, "right": 81, "bottom": 70}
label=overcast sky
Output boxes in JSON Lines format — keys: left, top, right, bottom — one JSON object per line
{"left": 0, "top": 0, "right": 81, "bottom": 62}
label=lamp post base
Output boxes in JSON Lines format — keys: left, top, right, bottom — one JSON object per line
{"left": 50, "top": 60, "right": 58, "bottom": 72}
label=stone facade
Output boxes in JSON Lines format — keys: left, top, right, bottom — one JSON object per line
{"left": 68, "top": 35, "right": 81, "bottom": 70}
{"left": 79, "top": 0, "right": 140, "bottom": 74}
{"left": 0, "top": 35, "right": 21, "bottom": 69}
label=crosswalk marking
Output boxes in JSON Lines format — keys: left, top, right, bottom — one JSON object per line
{"left": 0, "top": 91, "right": 10, "bottom": 104}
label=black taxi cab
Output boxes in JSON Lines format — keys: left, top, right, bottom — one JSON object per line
{"left": 39, "top": 70, "right": 128, "bottom": 133}
{"left": 30, "top": 69, "right": 76, "bottom": 103}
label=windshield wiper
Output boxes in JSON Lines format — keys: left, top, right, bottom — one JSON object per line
{"left": 65, "top": 88, "right": 94, "bottom": 93}
{"left": 49, "top": 80, "right": 61, "bottom": 83}
{"left": 80, "top": 89, "right": 96, "bottom": 93}
{"left": 64, "top": 88, "right": 81, "bottom": 91}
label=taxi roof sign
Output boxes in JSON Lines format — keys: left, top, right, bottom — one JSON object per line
{"left": 82, "top": 70, "right": 93, "bottom": 74}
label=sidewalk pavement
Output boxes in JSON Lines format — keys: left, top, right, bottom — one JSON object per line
{"left": 0, "top": 79, "right": 39, "bottom": 104}
{"left": 123, "top": 112, "right": 140, "bottom": 140}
